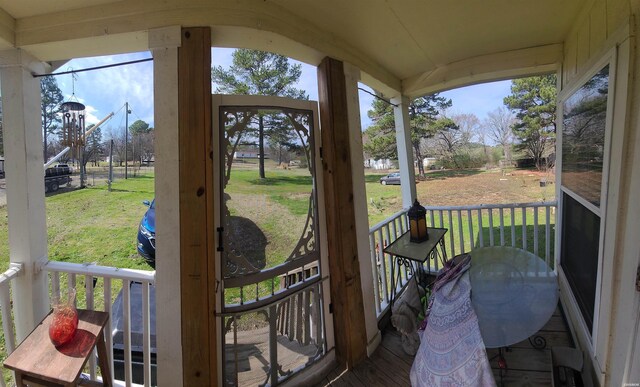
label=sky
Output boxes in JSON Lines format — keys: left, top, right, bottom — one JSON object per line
{"left": 54, "top": 49, "right": 512, "bottom": 137}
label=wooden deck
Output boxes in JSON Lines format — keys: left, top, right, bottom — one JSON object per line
{"left": 316, "top": 306, "right": 572, "bottom": 386}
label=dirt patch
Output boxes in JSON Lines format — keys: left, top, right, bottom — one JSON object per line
{"left": 417, "top": 169, "right": 556, "bottom": 207}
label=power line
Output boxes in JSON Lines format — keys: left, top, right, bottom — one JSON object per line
{"left": 358, "top": 87, "right": 398, "bottom": 107}
{"left": 32, "top": 58, "right": 153, "bottom": 78}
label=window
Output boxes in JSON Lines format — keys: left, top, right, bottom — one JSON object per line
{"left": 559, "top": 64, "right": 611, "bottom": 335}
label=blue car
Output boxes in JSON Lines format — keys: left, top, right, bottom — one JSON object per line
{"left": 137, "top": 199, "right": 155, "bottom": 267}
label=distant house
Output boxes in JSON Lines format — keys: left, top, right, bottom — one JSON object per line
{"left": 234, "top": 150, "right": 259, "bottom": 159}
{"left": 365, "top": 158, "right": 394, "bottom": 170}
{"left": 422, "top": 157, "right": 437, "bottom": 168}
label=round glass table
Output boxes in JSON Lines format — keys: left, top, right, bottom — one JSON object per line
{"left": 469, "top": 246, "right": 559, "bottom": 349}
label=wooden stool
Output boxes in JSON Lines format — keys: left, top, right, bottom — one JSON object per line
{"left": 4, "top": 309, "right": 112, "bottom": 387}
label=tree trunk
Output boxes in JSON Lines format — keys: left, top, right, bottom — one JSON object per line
{"left": 43, "top": 129, "right": 48, "bottom": 162}
{"left": 259, "top": 115, "right": 265, "bottom": 178}
{"left": 413, "top": 144, "right": 425, "bottom": 178}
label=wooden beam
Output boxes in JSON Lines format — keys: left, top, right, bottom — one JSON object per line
{"left": 317, "top": 56, "right": 368, "bottom": 367}
{"left": 403, "top": 44, "right": 563, "bottom": 98}
{"left": 178, "top": 26, "right": 214, "bottom": 386}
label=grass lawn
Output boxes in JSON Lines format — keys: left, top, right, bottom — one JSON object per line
{"left": 0, "top": 175, "right": 155, "bottom": 272}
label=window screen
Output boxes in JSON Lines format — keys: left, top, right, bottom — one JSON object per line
{"left": 560, "top": 193, "right": 599, "bottom": 332}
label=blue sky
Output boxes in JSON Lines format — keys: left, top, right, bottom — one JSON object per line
{"left": 55, "top": 49, "right": 512, "bottom": 135}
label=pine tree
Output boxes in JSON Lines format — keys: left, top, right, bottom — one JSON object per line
{"left": 212, "top": 49, "right": 307, "bottom": 178}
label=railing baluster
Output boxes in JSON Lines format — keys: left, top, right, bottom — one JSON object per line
{"left": 430, "top": 209, "right": 436, "bottom": 228}
{"left": 85, "top": 275, "right": 94, "bottom": 310}
{"left": 0, "top": 283, "right": 15, "bottom": 354}
{"left": 369, "top": 234, "right": 381, "bottom": 314}
{"left": 390, "top": 217, "right": 397, "bottom": 240}
{"left": 304, "top": 288, "right": 311, "bottom": 345}
{"left": 499, "top": 208, "right": 505, "bottom": 246}
{"left": 384, "top": 224, "right": 397, "bottom": 291}
{"left": 85, "top": 275, "right": 96, "bottom": 380}
{"left": 314, "top": 284, "right": 322, "bottom": 346}
{"left": 69, "top": 274, "right": 77, "bottom": 307}
{"left": 457, "top": 210, "right": 464, "bottom": 254}
{"left": 448, "top": 210, "right": 455, "bottom": 257}
{"left": 511, "top": 207, "right": 516, "bottom": 247}
{"left": 545, "top": 205, "right": 551, "bottom": 266}
{"left": 123, "top": 279, "right": 132, "bottom": 387}
{"left": 467, "top": 209, "right": 474, "bottom": 250}
{"left": 142, "top": 281, "right": 152, "bottom": 387}
{"left": 104, "top": 277, "right": 114, "bottom": 384}
{"left": 269, "top": 304, "right": 279, "bottom": 386}
{"left": 534, "top": 206, "right": 540, "bottom": 257}
{"left": 488, "top": 208, "right": 494, "bottom": 246}
{"left": 522, "top": 207, "right": 528, "bottom": 250}
{"left": 52, "top": 272, "right": 60, "bottom": 303}
{"left": 376, "top": 229, "right": 389, "bottom": 307}
{"left": 478, "top": 209, "right": 484, "bottom": 247}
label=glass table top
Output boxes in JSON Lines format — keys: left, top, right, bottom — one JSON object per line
{"left": 469, "top": 246, "right": 559, "bottom": 348}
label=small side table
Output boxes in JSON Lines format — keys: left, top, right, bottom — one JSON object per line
{"left": 4, "top": 309, "right": 112, "bottom": 387}
{"left": 384, "top": 227, "right": 448, "bottom": 303}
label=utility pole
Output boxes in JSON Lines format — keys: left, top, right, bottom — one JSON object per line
{"left": 108, "top": 139, "right": 114, "bottom": 192}
{"left": 125, "top": 102, "right": 131, "bottom": 179}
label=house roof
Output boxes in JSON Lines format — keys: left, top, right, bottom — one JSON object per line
{"left": 0, "top": 0, "right": 584, "bottom": 97}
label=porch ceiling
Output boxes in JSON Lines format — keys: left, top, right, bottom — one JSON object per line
{"left": 0, "top": 0, "right": 583, "bottom": 97}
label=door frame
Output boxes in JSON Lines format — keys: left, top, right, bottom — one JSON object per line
{"left": 211, "top": 94, "right": 334, "bottom": 385}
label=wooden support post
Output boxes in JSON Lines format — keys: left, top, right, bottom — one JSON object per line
{"left": 149, "top": 25, "right": 184, "bottom": 386}
{"left": 343, "top": 63, "right": 382, "bottom": 355}
{"left": 392, "top": 96, "right": 417, "bottom": 208}
{"left": 317, "top": 57, "right": 368, "bottom": 368}
{"left": 177, "top": 27, "right": 215, "bottom": 386}
{"left": 0, "top": 50, "right": 49, "bottom": 341}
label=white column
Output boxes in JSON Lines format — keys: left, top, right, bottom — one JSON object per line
{"left": 343, "top": 63, "right": 381, "bottom": 355}
{"left": 149, "top": 26, "right": 183, "bottom": 387}
{"left": 0, "top": 49, "right": 49, "bottom": 341}
{"left": 391, "top": 96, "right": 417, "bottom": 208}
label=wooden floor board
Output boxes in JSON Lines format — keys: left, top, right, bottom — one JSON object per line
{"left": 314, "top": 301, "right": 570, "bottom": 387}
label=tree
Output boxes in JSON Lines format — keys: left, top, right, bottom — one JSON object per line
{"left": 364, "top": 94, "right": 456, "bottom": 177}
{"left": 84, "top": 125, "right": 104, "bottom": 167}
{"left": 139, "top": 131, "right": 155, "bottom": 165}
{"left": 212, "top": 49, "right": 308, "bottom": 178}
{"left": 504, "top": 75, "right": 557, "bottom": 169}
{"left": 129, "top": 120, "right": 152, "bottom": 164}
{"left": 106, "top": 127, "right": 126, "bottom": 166}
{"left": 129, "top": 119, "right": 151, "bottom": 135}
{"left": 484, "top": 107, "right": 515, "bottom": 163}
{"left": 41, "top": 76, "right": 64, "bottom": 162}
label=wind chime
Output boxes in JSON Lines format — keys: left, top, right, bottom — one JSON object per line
{"left": 60, "top": 100, "right": 86, "bottom": 187}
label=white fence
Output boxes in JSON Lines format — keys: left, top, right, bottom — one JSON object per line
{"left": 369, "top": 201, "right": 557, "bottom": 318}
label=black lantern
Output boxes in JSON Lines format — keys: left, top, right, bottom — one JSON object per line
{"left": 408, "top": 199, "right": 428, "bottom": 243}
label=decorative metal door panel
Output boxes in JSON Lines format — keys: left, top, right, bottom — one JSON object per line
{"left": 213, "top": 95, "right": 328, "bottom": 387}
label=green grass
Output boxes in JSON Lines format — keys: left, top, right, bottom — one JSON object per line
{"left": 0, "top": 175, "right": 155, "bottom": 272}
{"left": 0, "top": 174, "right": 155, "bottom": 384}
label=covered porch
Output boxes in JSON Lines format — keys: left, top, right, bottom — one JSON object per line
{"left": 0, "top": 1, "right": 638, "bottom": 386}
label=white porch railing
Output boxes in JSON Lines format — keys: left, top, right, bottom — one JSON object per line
{"left": 369, "top": 201, "right": 557, "bottom": 319}
{"left": 0, "top": 263, "right": 24, "bottom": 387}
{"left": 44, "top": 261, "right": 156, "bottom": 387}
{"left": 0, "top": 261, "right": 156, "bottom": 387}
